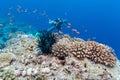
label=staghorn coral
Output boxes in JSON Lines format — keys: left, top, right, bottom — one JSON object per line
{"left": 52, "top": 37, "right": 117, "bottom": 67}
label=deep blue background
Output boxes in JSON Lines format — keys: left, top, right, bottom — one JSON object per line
{"left": 0, "top": 0, "right": 120, "bottom": 58}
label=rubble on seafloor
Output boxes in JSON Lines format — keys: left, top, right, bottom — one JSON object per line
{"left": 0, "top": 33, "right": 120, "bottom": 80}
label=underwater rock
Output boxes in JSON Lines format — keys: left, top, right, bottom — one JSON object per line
{"left": 5, "top": 34, "right": 40, "bottom": 55}
{"left": 0, "top": 53, "right": 16, "bottom": 69}
{"left": 0, "top": 43, "right": 5, "bottom": 49}
{"left": 41, "top": 68, "right": 50, "bottom": 74}
{"left": 26, "top": 68, "right": 33, "bottom": 76}
{"left": 2, "top": 69, "right": 16, "bottom": 80}
{"left": 0, "top": 34, "right": 119, "bottom": 80}
{"left": 22, "top": 70, "right": 27, "bottom": 77}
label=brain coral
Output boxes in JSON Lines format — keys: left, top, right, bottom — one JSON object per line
{"left": 52, "top": 37, "right": 117, "bottom": 67}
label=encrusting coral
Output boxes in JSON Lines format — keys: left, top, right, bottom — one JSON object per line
{"left": 0, "top": 53, "right": 16, "bottom": 69}
{"left": 0, "top": 18, "right": 119, "bottom": 79}
{"left": 1, "top": 34, "right": 40, "bottom": 55}
{"left": 0, "top": 34, "right": 119, "bottom": 80}
{"left": 52, "top": 37, "right": 117, "bottom": 67}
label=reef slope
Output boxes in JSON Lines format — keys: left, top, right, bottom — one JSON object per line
{"left": 0, "top": 34, "right": 120, "bottom": 80}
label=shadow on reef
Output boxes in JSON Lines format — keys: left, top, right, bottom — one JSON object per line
{"left": 0, "top": 43, "right": 6, "bottom": 49}
{"left": 35, "top": 18, "right": 66, "bottom": 54}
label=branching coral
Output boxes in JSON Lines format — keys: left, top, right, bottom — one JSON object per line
{"left": 52, "top": 37, "right": 117, "bottom": 67}
{"left": 52, "top": 37, "right": 72, "bottom": 58}
{"left": 85, "top": 41, "right": 116, "bottom": 67}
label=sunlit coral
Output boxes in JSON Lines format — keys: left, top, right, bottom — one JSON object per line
{"left": 52, "top": 37, "right": 117, "bottom": 67}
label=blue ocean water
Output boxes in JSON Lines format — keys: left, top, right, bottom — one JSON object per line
{"left": 0, "top": 0, "right": 120, "bottom": 59}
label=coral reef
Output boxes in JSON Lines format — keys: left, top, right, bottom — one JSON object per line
{"left": 2, "top": 69, "right": 16, "bottom": 80}
{"left": 0, "top": 34, "right": 40, "bottom": 55}
{"left": 0, "top": 33, "right": 119, "bottom": 80}
{"left": 0, "top": 53, "right": 16, "bottom": 69}
{"left": 0, "top": 17, "right": 119, "bottom": 80}
{"left": 52, "top": 37, "right": 71, "bottom": 58}
{"left": 86, "top": 41, "right": 116, "bottom": 67}
{"left": 35, "top": 18, "right": 67, "bottom": 54}
{"left": 0, "top": 43, "right": 5, "bottom": 49}
{"left": 52, "top": 37, "right": 117, "bottom": 67}
{"left": 0, "top": 18, "right": 37, "bottom": 44}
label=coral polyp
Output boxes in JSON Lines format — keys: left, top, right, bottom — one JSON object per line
{"left": 52, "top": 37, "right": 117, "bottom": 67}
